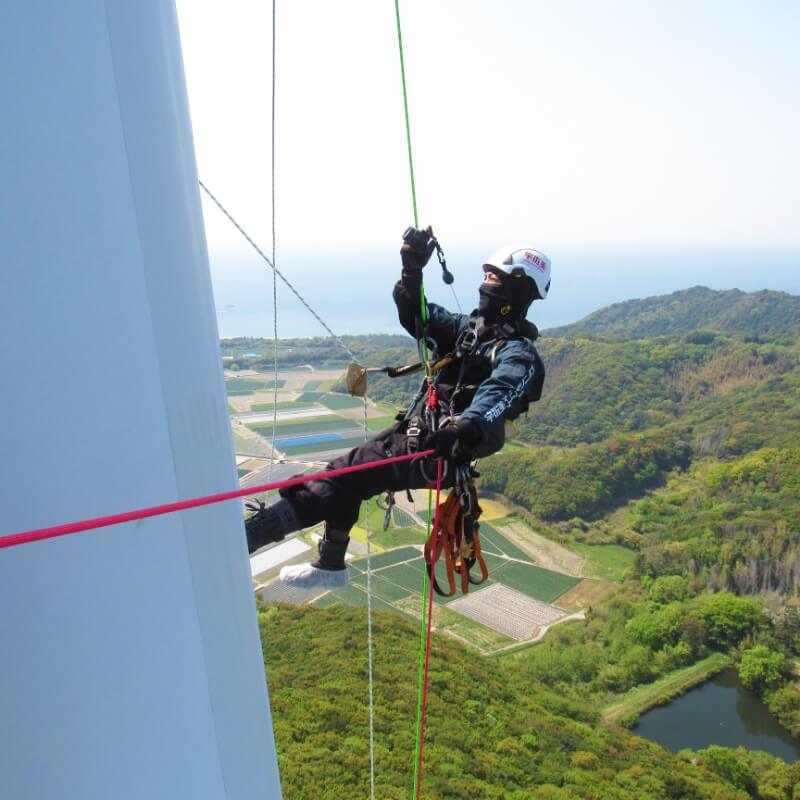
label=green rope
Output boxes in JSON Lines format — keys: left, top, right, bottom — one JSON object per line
{"left": 394, "top": 0, "right": 433, "bottom": 800}
{"left": 394, "top": 0, "right": 419, "bottom": 229}
{"left": 393, "top": 0, "right": 431, "bottom": 354}
{"left": 393, "top": 5, "right": 435, "bottom": 797}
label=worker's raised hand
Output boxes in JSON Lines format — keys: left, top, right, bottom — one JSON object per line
{"left": 400, "top": 225, "right": 436, "bottom": 272}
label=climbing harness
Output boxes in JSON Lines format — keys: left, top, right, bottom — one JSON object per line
{"left": 424, "top": 467, "right": 489, "bottom": 596}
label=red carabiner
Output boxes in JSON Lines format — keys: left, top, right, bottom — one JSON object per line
{"left": 427, "top": 383, "right": 438, "bottom": 411}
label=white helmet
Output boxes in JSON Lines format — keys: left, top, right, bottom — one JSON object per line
{"left": 483, "top": 245, "right": 551, "bottom": 300}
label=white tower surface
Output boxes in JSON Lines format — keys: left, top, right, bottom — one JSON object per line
{"left": 0, "top": 3, "right": 282, "bottom": 798}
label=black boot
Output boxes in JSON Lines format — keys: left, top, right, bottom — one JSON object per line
{"left": 244, "top": 498, "right": 300, "bottom": 554}
{"left": 311, "top": 536, "right": 349, "bottom": 572}
{"left": 280, "top": 527, "right": 350, "bottom": 588}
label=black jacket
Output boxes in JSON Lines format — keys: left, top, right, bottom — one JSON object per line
{"left": 393, "top": 274, "right": 545, "bottom": 451}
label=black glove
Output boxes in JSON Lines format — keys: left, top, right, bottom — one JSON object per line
{"left": 400, "top": 225, "right": 436, "bottom": 272}
{"left": 422, "top": 418, "right": 476, "bottom": 459}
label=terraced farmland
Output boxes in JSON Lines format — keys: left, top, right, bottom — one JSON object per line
{"left": 226, "top": 378, "right": 285, "bottom": 395}
{"left": 315, "top": 528, "right": 584, "bottom": 653}
{"left": 236, "top": 371, "right": 587, "bottom": 653}
{"left": 319, "top": 393, "right": 365, "bottom": 410}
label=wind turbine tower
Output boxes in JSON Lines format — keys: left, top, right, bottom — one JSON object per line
{"left": 0, "top": 2, "right": 283, "bottom": 797}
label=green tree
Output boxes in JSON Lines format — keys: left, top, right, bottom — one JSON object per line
{"left": 626, "top": 603, "right": 683, "bottom": 649}
{"left": 738, "top": 645, "right": 788, "bottom": 692}
{"left": 699, "top": 745, "right": 756, "bottom": 792}
{"left": 765, "top": 684, "right": 800, "bottom": 737}
{"left": 696, "top": 593, "right": 762, "bottom": 648}
{"left": 649, "top": 575, "right": 689, "bottom": 604}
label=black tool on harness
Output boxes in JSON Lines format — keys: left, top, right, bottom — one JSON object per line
{"left": 377, "top": 491, "right": 396, "bottom": 530}
{"left": 434, "top": 238, "right": 454, "bottom": 285}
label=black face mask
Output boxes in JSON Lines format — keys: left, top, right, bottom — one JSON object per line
{"left": 478, "top": 283, "right": 515, "bottom": 324}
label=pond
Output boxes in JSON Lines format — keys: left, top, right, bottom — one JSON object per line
{"left": 634, "top": 669, "right": 800, "bottom": 762}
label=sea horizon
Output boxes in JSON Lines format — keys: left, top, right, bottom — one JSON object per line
{"left": 210, "top": 244, "right": 800, "bottom": 340}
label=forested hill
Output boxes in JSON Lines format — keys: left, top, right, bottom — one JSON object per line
{"left": 224, "top": 287, "right": 800, "bottom": 598}
{"left": 247, "top": 286, "right": 800, "bottom": 796}
{"left": 261, "top": 603, "right": 768, "bottom": 800}
{"left": 544, "top": 286, "right": 800, "bottom": 340}
{"left": 481, "top": 286, "right": 800, "bottom": 598}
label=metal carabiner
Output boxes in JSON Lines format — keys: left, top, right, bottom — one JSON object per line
{"left": 378, "top": 492, "right": 396, "bottom": 531}
{"left": 419, "top": 457, "right": 449, "bottom": 485}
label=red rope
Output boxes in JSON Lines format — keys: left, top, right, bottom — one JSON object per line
{"left": 0, "top": 449, "right": 435, "bottom": 550}
{"left": 415, "top": 458, "right": 444, "bottom": 798}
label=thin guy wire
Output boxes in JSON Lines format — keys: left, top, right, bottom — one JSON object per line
{"left": 269, "top": 0, "right": 279, "bottom": 479}
{"left": 362, "top": 393, "right": 376, "bottom": 800}
{"left": 198, "top": 181, "right": 357, "bottom": 361}
{"left": 412, "top": 483, "right": 434, "bottom": 799}
{"left": 448, "top": 283, "right": 463, "bottom": 313}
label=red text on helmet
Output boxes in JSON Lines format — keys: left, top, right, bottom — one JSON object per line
{"left": 523, "top": 251, "right": 547, "bottom": 272}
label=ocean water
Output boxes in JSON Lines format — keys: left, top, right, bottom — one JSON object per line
{"left": 209, "top": 245, "right": 800, "bottom": 339}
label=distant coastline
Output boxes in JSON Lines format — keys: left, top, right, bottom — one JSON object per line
{"left": 211, "top": 244, "right": 800, "bottom": 339}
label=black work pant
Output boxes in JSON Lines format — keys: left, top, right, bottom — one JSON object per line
{"left": 279, "top": 422, "right": 452, "bottom": 531}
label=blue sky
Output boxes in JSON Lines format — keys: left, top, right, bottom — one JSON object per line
{"left": 176, "top": 1, "right": 799, "bottom": 335}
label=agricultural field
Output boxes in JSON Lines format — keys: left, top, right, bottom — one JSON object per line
{"left": 391, "top": 507, "right": 417, "bottom": 528}
{"left": 247, "top": 414, "right": 349, "bottom": 437}
{"left": 225, "top": 378, "right": 286, "bottom": 395}
{"left": 242, "top": 401, "right": 392, "bottom": 461}
{"left": 278, "top": 435, "right": 368, "bottom": 457}
{"left": 235, "top": 372, "right": 589, "bottom": 653}
{"left": 556, "top": 578, "right": 617, "bottom": 612}
{"left": 319, "top": 393, "right": 365, "bottom": 410}
{"left": 571, "top": 542, "right": 637, "bottom": 582}
{"left": 296, "top": 391, "right": 324, "bottom": 403}
{"left": 314, "top": 526, "right": 584, "bottom": 654}
{"left": 477, "top": 521, "right": 536, "bottom": 563}
{"left": 250, "top": 400, "right": 317, "bottom": 412}
{"left": 365, "top": 416, "right": 395, "bottom": 431}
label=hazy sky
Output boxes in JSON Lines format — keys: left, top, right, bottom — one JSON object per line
{"left": 175, "top": 1, "right": 799, "bottom": 335}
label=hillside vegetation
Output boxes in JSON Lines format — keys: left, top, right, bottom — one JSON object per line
{"left": 518, "top": 332, "right": 797, "bottom": 447}
{"left": 477, "top": 287, "right": 800, "bottom": 601}
{"left": 261, "top": 603, "right": 800, "bottom": 800}
{"left": 246, "top": 285, "right": 800, "bottom": 798}
{"left": 544, "top": 286, "right": 800, "bottom": 341}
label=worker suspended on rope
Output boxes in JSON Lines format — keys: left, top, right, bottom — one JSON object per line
{"left": 244, "top": 227, "right": 550, "bottom": 589}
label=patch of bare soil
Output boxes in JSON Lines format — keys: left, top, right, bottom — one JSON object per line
{"left": 499, "top": 521, "right": 586, "bottom": 576}
{"left": 228, "top": 395, "right": 252, "bottom": 413}
{"left": 556, "top": 579, "right": 616, "bottom": 612}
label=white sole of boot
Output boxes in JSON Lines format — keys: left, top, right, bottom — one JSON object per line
{"left": 279, "top": 563, "right": 349, "bottom": 589}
